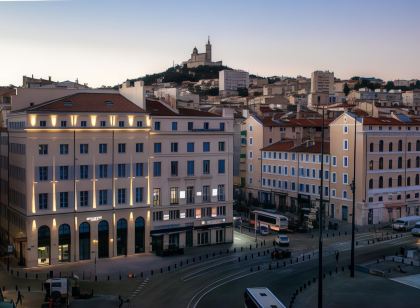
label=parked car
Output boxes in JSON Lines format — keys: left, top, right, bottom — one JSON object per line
{"left": 271, "top": 249, "right": 291, "bottom": 260}
{"left": 411, "top": 222, "right": 420, "bottom": 236}
{"left": 275, "top": 235, "right": 290, "bottom": 247}
{"left": 259, "top": 224, "right": 270, "bottom": 235}
{"left": 392, "top": 216, "right": 420, "bottom": 231}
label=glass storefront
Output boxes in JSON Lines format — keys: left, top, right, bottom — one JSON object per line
{"left": 38, "top": 225, "right": 51, "bottom": 265}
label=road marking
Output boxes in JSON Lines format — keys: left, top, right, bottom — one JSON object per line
{"left": 182, "top": 257, "right": 237, "bottom": 281}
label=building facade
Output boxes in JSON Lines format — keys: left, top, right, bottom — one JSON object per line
{"left": 219, "top": 70, "right": 250, "bottom": 97}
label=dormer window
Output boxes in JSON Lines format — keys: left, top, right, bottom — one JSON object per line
{"left": 105, "top": 100, "right": 113, "bottom": 106}
{"left": 61, "top": 120, "right": 67, "bottom": 128}
{"left": 63, "top": 101, "right": 73, "bottom": 107}
{"left": 100, "top": 121, "right": 106, "bottom": 127}
{"left": 81, "top": 121, "right": 87, "bottom": 127}
{"left": 119, "top": 121, "right": 125, "bottom": 127}
{"left": 40, "top": 120, "right": 46, "bottom": 127}
{"left": 137, "top": 121, "right": 143, "bottom": 128}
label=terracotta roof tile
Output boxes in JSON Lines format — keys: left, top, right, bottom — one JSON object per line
{"left": 290, "top": 141, "right": 330, "bottom": 154}
{"left": 146, "top": 99, "right": 220, "bottom": 117}
{"left": 261, "top": 140, "right": 295, "bottom": 151}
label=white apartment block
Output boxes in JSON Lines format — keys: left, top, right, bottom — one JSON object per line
{"left": 0, "top": 84, "right": 234, "bottom": 267}
{"left": 311, "top": 71, "right": 334, "bottom": 94}
{"left": 219, "top": 70, "right": 249, "bottom": 96}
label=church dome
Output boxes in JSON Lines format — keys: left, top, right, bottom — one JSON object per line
{"left": 192, "top": 47, "right": 198, "bottom": 54}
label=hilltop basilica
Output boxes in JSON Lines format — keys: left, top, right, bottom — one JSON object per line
{"left": 183, "top": 37, "right": 223, "bottom": 68}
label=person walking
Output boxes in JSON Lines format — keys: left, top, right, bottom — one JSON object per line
{"left": 118, "top": 295, "right": 124, "bottom": 308}
{"left": 335, "top": 250, "right": 340, "bottom": 264}
{"left": 16, "top": 289, "right": 24, "bottom": 307}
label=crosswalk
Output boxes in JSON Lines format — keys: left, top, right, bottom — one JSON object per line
{"left": 129, "top": 277, "right": 150, "bottom": 299}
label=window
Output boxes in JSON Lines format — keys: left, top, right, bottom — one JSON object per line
{"left": 40, "top": 120, "right": 46, "bottom": 127}
{"left": 118, "top": 143, "right": 126, "bottom": 153}
{"left": 369, "top": 179, "right": 373, "bottom": 189}
{"left": 60, "top": 144, "right": 69, "bottom": 155}
{"left": 416, "top": 174, "right": 420, "bottom": 185}
{"left": 81, "top": 120, "right": 87, "bottom": 127}
{"left": 398, "top": 175, "right": 402, "bottom": 187}
{"left": 153, "top": 162, "right": 161, "bottom": 177}
{"left": 117, "top": 188, "right": 126, "bottom": 204}
{"left": 398, "top": 157, "right": 403, "bottom": 169}
{"left": 171, "top": 142, "right": 178, "bottom": 153}
{"left": 170, "top": 161, "right": 178, "bottom": 176}
{"left": 379, "top": 140, "right": 384, "bottom": 152}
{"left": 398, "top": 140, "right": 403, "bottom": 151}
{"left": 388, "top": 177, "right": 393, "bottom": 187}
{"left": 218, "top": 184, "right": 225, "bottom": 201}
{"left": 59, "top": 192, "right": 69, "bottom": 208}
{"left": 369, "top": 160, "right": 373, "bottom": 170}
{"left": 343, "top": 156, "right": 348, "bottom": 167}
{"left": 408, "top": 142, "right": 412, "bottom": 152}
{"left": 60, "top": 120, "right": 67, "bottom": 128}
{"left": 204, "top": 122, "right": 209, "bottom": 130}
{"left": 187, "top": 142, "right": 195, "bottom": 152}
{"left": 249, "top": 138, "right": 253, "bottom": 145}
{"left": 154, "top": 121, "right": 161, "bottom": 131}
{"left": 187, "top": 186, "right": 194, "bottom": 204}
{"left": 218, "top": 160, "right": 225, "bottom": 174}
{"left": 219, "top": 122, "right": 225, "bottom": 131}
{"left": 172, "top": 122, "right": 178, "bottom": 131}
{"left": 100, "top": 121, "right": 106, "bottom": 127}
{"left": 136, "top": 143, "right": 144, "bottom": 153}
{"left": 153, "top": 211, "right": 163, "bottom": 221}
{"left": 407, "top": 177, "right": 411, "bottom": 186}
{"left": 117, "top": 164, "right": 126, "bottom": 177}
{"left": 186, "top": 208, "right": 195, "bottom": 218}
{"left": 343, "top": 125, "right": 348, "bottom": 133}
{"left": 38, "top": 166, "right": 48, "bottom": 181}
{"left": 170, "top": 187, "right": 179, "bottom": 205}
{"left": 389, "top": 142, "right": 393, "bottom": 152}
{"left": 154, "top": 143, "right": 161, "bottom": 153}
{"left": 153, "top": 188, "right": 160, "bottom": 206}
{"left": 379, "top": 157, "right": 383, "bottom": 169}
{"left": 369, "top": 143, "right": 374, "bottom": 152}
{"left": 39, "top": 144, "right": 48, "bottom": 155}
{"left": 137, "top": 120, "right": 143, "bottom": 127}
{"left": 99, "top": 189, "right": 108, "bottom": 205}
{"left": 332, "top": 156, "right": 337, "bottom": 166}
{"left": 202, "top": 185, "right": 210, "bottom": 202}
{"left": 59, "top": 166, "right": 69, "bottom": 180}
{"left": 408, "top": 159, "right": 411, "bottom": 169}
{"left": 79, "top": 191, "right": 88, "bottom": 207}
{"left": 417, "top": 140, "right": 420, "bottom": 151}
{"left": 218, "top": 141, "right": 225, "bottom": 152}
{"left": 80, "top": 144, "right": 88, "bottom": 154}
{"left": 203, "top": 142, "right": 210, "bottom": 152}
{"left": 135, "top": 187, "right": 143, "bottom": 203}
{"left": 343, "top": 173, "right": 348, "bottom": 184}
{"left": 38, "top": 193, "right": 48, "bottom": 209}
{"left": 135, "top": 163, "right": 144, "bottom": 176}
{"left": 169, "top": 210, "right": 180, "bottom": 220}
{"left": 118, "top": 120, "right": 125, "bottom": 127}
{"left": 188, "top": 122, "right": 193, "bottom": 131}
{"left": 203, "top": 160, "right": 210, "bottom": 174}
{"left": 388, "top": 160, "right": 393, "bottom": 169}
{"left": 80, "top": 165, "right": 89, "bottom": 179}
{"left": 99, "top": 164, "right": 108, "bottom": 178}
{"left": 343, "top": 139, "right": 348, "bottom": 150}
{"left": 99, "top": 143, "right": 107, "bottom": 154}
{"left": 379, "top": 176, "right": 383, "bottom": 188}
{"left": 187, "top": 161, "right": 194, "bottom": 176}
{"left": 417, "top": 157, "right": 420, "bottom": 168}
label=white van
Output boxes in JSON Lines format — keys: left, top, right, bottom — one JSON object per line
{"left": 392, "top": 216, "right": 420, "bottom": 231}
{"left": 411, "top": 222, "right": 420, "bottom": 236}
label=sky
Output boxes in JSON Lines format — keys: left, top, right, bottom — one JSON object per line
{"left": 1, "top": 0, "right": 419, "bottom": 87}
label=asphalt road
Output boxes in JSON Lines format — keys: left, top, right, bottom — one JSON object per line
{"left": 132, "top": 233, "right": 416, "bottom": 308}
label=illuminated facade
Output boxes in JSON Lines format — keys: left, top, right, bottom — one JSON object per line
{"left": 0, "top": 86, "right": 234, "bottom": 267}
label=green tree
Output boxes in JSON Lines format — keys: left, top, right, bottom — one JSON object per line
{"left": 343, "top": 83, "right": 350, "bottom": 96}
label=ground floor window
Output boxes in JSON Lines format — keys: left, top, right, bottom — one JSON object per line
{"left": 197, "top": 231, "right": 210, "bottom": 245}
{"left": 117, "top": 218, "right": 128, "bottom": 256}
{"left": 98, "top": 220, "right": 109, "bottom": 258}
{"left": 215, "top": 229, "right": 225, "bottom": 243}
{"left": 342, "top": 205, "right": 348, "bottom": 222}
{"left": 169, "top": 233, "right": 179, "bottom": 248}
{"left": 58, "top": 224, "right": 71, "bottom": 262}
{"left": 38, "top": 225, "right": 51, "bottom": 265}
{"left": 330, "top": 204, "right": 335, "bottom": 219}
{"left": 79, "top": 222, "right": 90, "bottom": 260}
{"left": 135, "top": 217, "right": 145, "bottom": 253}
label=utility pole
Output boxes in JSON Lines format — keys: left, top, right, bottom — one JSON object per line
{"left": 350, "top": 113, "right": 357, "bottom": 277}
{"left": 318, "top": 107, "right": 325, "bottom": 308}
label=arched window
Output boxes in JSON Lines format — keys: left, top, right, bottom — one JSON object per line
{"left": 38, "top": 225, "right": 51, "bottom": 265}
{"left": 79, "top": 222, "right": 90, "bottom": 260}
{"left": 398, "top": 140, "right": 403, "bottom": 151}
{"left": 388, "top": 177, "right": 393, "bottom": 187}
{"left": 408, "top": 142, "right": 412, "bottom": 152}
{"left": 416, "top": 174, "right": 419, "bottom": 185}
{"left": 379, "top": 140, "right": 384, "bottom": 152}
{"left": 369, "top": 179, "right": 373, "bottom": 189}
{"left": 398, "top": 157, "right": 403, "bottom": 169}
{"left": 370, "top": 143, "right": 374, "bottom": 152}
{"left": 388, "top": 142, "right": 393, "bottom": 152}
{"left": 369, "top": 160, "right": 374, "bottom": 170}
{"left": 417, "top": 140, "right": 420, "bottom": 151}
{"left": 379, "top": 157, "right": 383, "bottom": 169}
{"left": 398, "top": 175, "right": 402, "bottom": 187}
{"left": 58, "top": 224, "right": 71, "bottom": 262}
{"left": 407, "top": 177, "right": 411, "bottom": 186}
{"left": 417, "top": 156, "right": 420, "bottom": 168}
{"left": 379, "top": 176, "right": 383, "bottom": 188}
{"left": 388, "top": 160, "right": 393, "bottom": 169}
{"left": 98, "top": 220, "right": 109, "bottom": 259}
{"left": 408, "top": 159, "right": 411, "bottom": 168}
{"left": 135, "top": 217, "right": 145, "bottom": 253}
{"left": 117, "top": 218, "right": 128, "bottom": 256}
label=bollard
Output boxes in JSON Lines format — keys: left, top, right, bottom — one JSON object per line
{"left": 180, "top": 261, "right": 183, "bottom": 267}
{"left": 151, "top": 270, "right": 154, "bottom": 276}
{"left": 25, "top": 273, "right": 27, "bottom": 279}
{"left": 186, "top": 259, "right": 189, "bottom": 265}
{"left": 290, "top": 259, "right": 293, "bottom": 264}
{"left": 269, "top": 264, "right": 271, "bottom": 270}
{"left": 277, "top": 262, "right": 279, "bottom": 268}
{"left": 160, "top": 268, "right": 163, "bottom": 273}
{"left": 35, "top": 273, "right": 38, "bottom": 279}
{"left": 356, "top": 241, "right": 358, "bottom": 246}
{"left": 168, "top": 266, "right": 171, "bottom": 271}
{"left": 241, "top": 247, "right": 243, "bottom": 252}
{"left": 252, "top": 253, "right": 254, "bottom": 259}
{"left": 141, "top": 272, "right": 143, "bottom": 278}
{"left": 345, "top": 231, "right": 347, "bottom": 236}
{"left": 296, "top": 257, "right": 298, "bottom": 263}
{"left": 304, "top": 283, "right": 306, "bottom": 289}
{"left": 238, "top": 257, "right": 241, "bottom": 262}
{"left": 257, "top": 265, "right": 260, "bottom": 270}
{"left": 313, "top": 277, "right": 316, "bottom": 283}
{"left": 308, "top": 280, "right": 311, "bottom": 286}
{"left": 329, "top": 271, "right": 332, "bottom": 276}
{"left": 342, "top": 266, "right": 344, "bottom": 272}
{"left": 15, "top": 285, "right": 18, "bottom": 291}
{"left": 199, "top": 256, "right": 201, "bottom": 261}
{"left": 335, "top": 267, "right": 338, "bottom": 273}
{"left": 245, "top": 255, "right": 248, "bottom": 261}
{"left": 27, "top": 286, "right": 30, "bottom": 292}
{"left": 264, "top": 240, "right": 266, "bottom": 246}
{"left": 193, "top": 257, "right": 195, "bottom": 262}
{"left": 107, "top": 275, "right": 110, "bottom": 281}
{"left": 206, "top": 254, "right": 209, "bottom": 259}
{"left": 175, "top": 264, "right": 177, "bottom": 269}
{"left": 249, "top": 245, "right": 252, "bottom": 250}
{"left": 339, "top": 231, "right": 341, "bottom": 236}
{"left": 250, "top": 267, "right": 253, "bottom": 272}
{"left": 300, "top": 286, "right": 302, "bottom": 292}
{"left": 303, "top": 255, "right": 305, "bottom": 261}
{"left": 96, "top": 275, "right": 98, "bottom": 281}
{"left": 213, "top": 252, "right": 216, "bottom": 257}
{"left": 333, "top": 233, "right": 335, "bottom": 237}
{"left": 258, "top": 252, "right": 260, "bottom": 257}
{"left": 284, "top": 261, "right": 286, "bottom": 267}
{"left": 255, "top": 243, "right": 258, "bottom": 248}
{"left": 309, "top": 254, "right": 311, "bottom": 260}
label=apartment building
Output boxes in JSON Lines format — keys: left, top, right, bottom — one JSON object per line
{"left": 308, "top": 71, "right": 335, "bottom": 107}
{"left": 402, "top": 90, "right": 420, "bottom": 114}
{"left": 0, "top": 83, "right": 234, "bottom": 267}
{"left": 219, "top": 70, "right": 249, "bottom": 97}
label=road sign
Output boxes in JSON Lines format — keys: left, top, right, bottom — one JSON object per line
{"left": 7, "top": 245, "right": 13, "bottom": 254}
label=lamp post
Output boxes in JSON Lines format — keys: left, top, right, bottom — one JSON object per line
{"left": 350, "top": 114, "right": 357, "bottom": 277}
{"left": 318, "top": 106, "right": 325, "bottom": 308}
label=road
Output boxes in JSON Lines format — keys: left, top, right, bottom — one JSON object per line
{"left": 132, "top": 231, "right": 416, "bottom": 308}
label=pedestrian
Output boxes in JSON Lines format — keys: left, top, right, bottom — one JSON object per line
{"left": 118, "top": 295, "right": 124, "bottom": 308}
{"left": 16, "top": 289, "right": 24, "bottom": 307}
{"left": 335, "top": 251, "right": 340, "bottom": 264}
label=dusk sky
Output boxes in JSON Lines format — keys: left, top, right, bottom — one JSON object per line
{"left": 1, "top": 0, "right": 419, "bottom": 87}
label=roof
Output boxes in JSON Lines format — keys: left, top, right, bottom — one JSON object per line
{"left": 260, "top": 116, "right": 330, "bottom": 128}
{"left": 290, "top": 141, "right": 330, "bottom": 154}
{"left": 146, "top": 99, "right": 220, "bottom": 117}
{"left": 0, "top": 87, "right": 15, "bottom": 96}
{"left": 261, "top": 140, "right": 295, "bottom": 151}
{"left": 362, "top": 117, "right": 420, "bottom": 126}
{"left": 17, "top": 93, "right": 145, "bottom": 113}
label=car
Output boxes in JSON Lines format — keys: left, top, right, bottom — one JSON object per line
{"left": 259, "top": 224, "right": 270, "bottom": 235}
{"left": 271, "top": 248, "right": 291, "bottom": 260}
{"left": 275, "top": 235, "right": 290, "bottom": 247}
{"left": 411, "top": 222, "right": 420, "bottom": 236}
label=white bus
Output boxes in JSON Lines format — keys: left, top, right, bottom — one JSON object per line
{"left": 244, "top": 287, "right": 286, "bottom": 308}
{"left": 250, "top": 210, "right": 288, "bottom": 232}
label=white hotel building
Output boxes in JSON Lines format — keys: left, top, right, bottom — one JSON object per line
{"left": 0, "top": 82, "right": 234, "bottom": 267}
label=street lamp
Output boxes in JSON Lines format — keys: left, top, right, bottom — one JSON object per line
{"left": 350, "top": 113, "right": 357, "bottom": 278}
